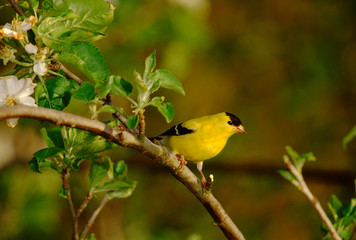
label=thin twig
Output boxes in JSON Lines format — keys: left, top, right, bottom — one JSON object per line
{"left": 77, "top": 193, "right": 93, "bottom": 218}
{"left": 62, "top": 168, "right": 79, "bottom": 240}
{"left": 8, "top": 0, "right": 25, "bottom": 16}
{"left": 284, "top": 159, "right": 342, "bottom": 240}
{"left": 59, "top": 63, "right": 84, "bottom": 84}
{"left": 79, "top": 194, "right": 110, "bottom": 240}
{"left": 102, "top": 94, "right": 138, "bottom": 135}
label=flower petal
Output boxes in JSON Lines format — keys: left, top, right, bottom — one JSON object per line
{"left": 17, "top": 78, "right": 36, "bottom": 99}
{"left": 33, "top": 62, "right": 48, "bottom": 76}
{"left": 25, "top": 43, "right": 38, "bottom": 54}
{"left": 0, "top": 76, "right": 21, "bottom": 95}
{"left": 19, "top": 96, "right": 37, "bottom": 106}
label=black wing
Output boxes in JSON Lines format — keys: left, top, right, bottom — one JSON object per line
{"left": 149, "top": 123, "right": 194, "bottom": 141}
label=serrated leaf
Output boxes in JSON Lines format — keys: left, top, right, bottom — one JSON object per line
{"left": 158, "top": 102, "right": 175, "bottom": 123}
{"left": 144, "top": 50, "right": 156, "bottom": 79}
{"left": 59, "top": 42, "right": 110, "bottom": 84}
{"left": 278, "top": 170, "right": 299, "bottom": 187}
{"left": 343, "top": 125, "right": 356, "bottom": 149}
{"left": 89, "top": 157, "right": 110, "bottom": 191}
{"left": 35, "top": 76, "right": 74, "bottom": 110}
{"left": 149, "top": 69, "right": 185, "bottom": 95}
{"left": 126, "top": 115, "right": 139, "bottom": 129}
{"left": 72, "top": 82, "right": 96, "bottom": 102}
{"left": 38, "top": 0, "right": 113, "bottom": 48}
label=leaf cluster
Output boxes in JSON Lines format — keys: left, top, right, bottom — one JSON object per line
{"left": 323, "top": 190, "right": 356, "bottom": 239}
{"left": 279, "top": 146, "right": 316, "bottom": 188}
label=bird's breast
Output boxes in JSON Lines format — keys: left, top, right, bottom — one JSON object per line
{"left": 168, "top": 131, "right": 229, "bottom": 162}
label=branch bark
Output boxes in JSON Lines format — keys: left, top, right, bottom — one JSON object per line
{"left": 0, "top": 105, "right": 246, "bottom": 240}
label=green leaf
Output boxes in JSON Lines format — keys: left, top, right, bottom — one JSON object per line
{"left": 59, "top": 42, "right": 110, "bottom": 84}
{"left": 300, "top": 152, "right": 316, "bottom": 162}
{"left": 34, "top": 147, "right": 63, "bottom": 160}
{"left": 72, "top": 82, "right": 96, "bottom": 102}
{"left": 328, "top": 194, "right": 343, "bottom": 221}
{"left": 144, "top": 50, "right": 156, "bottom": 79}
{"left": 285, "top": 146, "right": 305, "bottom": 171}
{"left": 95, "top": 180, "right": 134, "bottom": 192}
{"left": 29, "top": 157, "right": 41, "bottom": 173}
{"left": 98, "top": 105, "right": 116, "bottom": 114}
{"left": 98, "top": 75, "right": 133, "bottom": 97}
{"left": 149, "top": 96, "right": 164, "bottom": 107}
{"left": 126, "top": 115, "right": 139, "bottom": 129}
{"left": 37, "top": 0, "right": 113, "bottom": 48}
{"left": 278, "top": 169, "right": 299, "bottom": 187}
{"left": 30, "top": 147, "right": 62, "bottom": 173}
{"left": 107, "top": 181, "right": 137, "bottom": 199}
{"left": 42, "top": 128, "right": 65, "bottom": 149}
{"left": 89, "top": 157, "right": 110, "bottom": 191}
{"left": 343, "top": 125, "right": 356, "bottom": 148}
{"left": 149, "top": 69, "right": 185, "bottom": 95}
{"left": 85, "top": 233, "right": 96, "bottom": 240}
{"left": 158, "top": 102, "right": 175, "bottom": 123}
{"left": 61, "top": 127, "right": 118, "bottom": 158}
{"left": 35, "top": 76, "right": 74, "bottom": 110}
{"left": 113, "top": 160, "right": 127, "bottom": 179}
{"left": 28, "top": 0, "right": 39, "bottom": 12}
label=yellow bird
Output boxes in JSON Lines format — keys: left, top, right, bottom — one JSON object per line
{"left": 150, "top": 112, "right": 246, "bottom": 189}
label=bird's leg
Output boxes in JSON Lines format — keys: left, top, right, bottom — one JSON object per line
{"left": 197, "top": 162, "right": 207, "bottom": 191}
{"left": 175, "top": 153, "right": 187, "bottom": 170}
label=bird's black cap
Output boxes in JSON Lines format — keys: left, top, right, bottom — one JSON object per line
{"left": 225, "top": 112, "right": 242, "bottom": 126}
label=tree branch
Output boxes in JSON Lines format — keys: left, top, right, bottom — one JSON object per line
{"left": 284, "top": 159, "right": 341, "bottom": 240}
{"left": 0, "top": 105, "right": 246, "bottom": 240}
{"left": 8, "top": 0, "right": 25, "bottom": 16}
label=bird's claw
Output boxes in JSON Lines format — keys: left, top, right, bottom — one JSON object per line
{"left": 175, "top": 153, "right": 187, "bottom": 170}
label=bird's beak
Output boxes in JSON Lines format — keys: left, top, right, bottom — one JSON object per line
{"left": 236, "top": 125, "right": 246, "bottom": 134}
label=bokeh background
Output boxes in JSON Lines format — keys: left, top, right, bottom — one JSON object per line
{"left": 1, "top": 0, "right": 356, "bottom": 239}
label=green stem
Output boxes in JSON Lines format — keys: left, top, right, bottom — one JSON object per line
{"left": 11, "top": 59, "right": 32, "bottom": 67}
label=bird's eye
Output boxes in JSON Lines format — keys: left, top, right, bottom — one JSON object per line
{"left": 228, "top": 121, "right": 233, "bottom": 125}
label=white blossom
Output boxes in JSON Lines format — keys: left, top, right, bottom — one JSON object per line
{"left": 0, "top": 16, "right": 37, "bottom": 40}
{"left": 25, "top": 43, "right": 38, "bottom": 54}
{"left": 33, "top": 61, "right": 48, "bottom": 76}
{"left": 25, "top": 43, "right": 49, "bottom": 76}
{"left": 0, "top": 76, "right": 37, "bottom": 128}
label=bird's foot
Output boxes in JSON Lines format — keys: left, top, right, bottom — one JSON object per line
{"left": 175, "top": 153, "right": 187, "bottom": 170}
{"left": 201, "top": 176, "right": 207, "bottom": 192}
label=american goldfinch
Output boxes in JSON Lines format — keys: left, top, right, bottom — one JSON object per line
{"left": 150, "top": 112, "right": 246, "bottom": 189}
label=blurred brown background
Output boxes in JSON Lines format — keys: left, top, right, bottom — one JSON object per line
{"left": 0, "top": 0, "right": 355, "bottom": 239}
